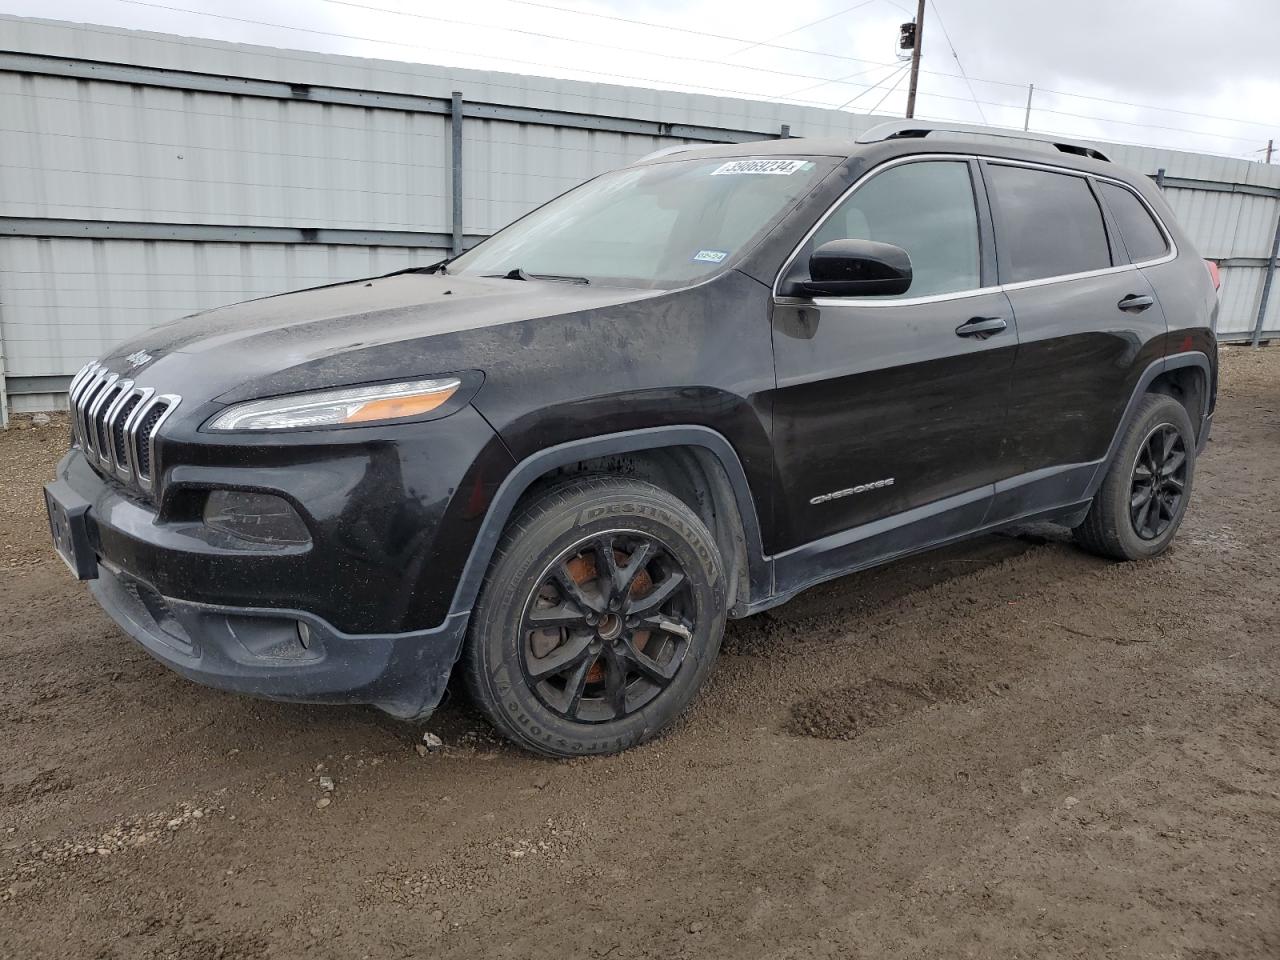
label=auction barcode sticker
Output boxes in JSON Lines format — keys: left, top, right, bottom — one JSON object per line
{"left": 710, "top": 159, "right": 810, "bottom": 176}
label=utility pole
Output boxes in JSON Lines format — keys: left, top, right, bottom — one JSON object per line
{"left": 1267, "top": 139, "right": 1274, "bottom": 164}
{"left": 904, "top": 0, "right": 926, "bottom": 120}
{"left": 1023, "top": 83, "right": 1035, "bottom": 131}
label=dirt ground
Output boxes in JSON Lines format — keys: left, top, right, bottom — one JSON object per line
{"left": 2, "top": 347, "right": 1278, "bottom": 960}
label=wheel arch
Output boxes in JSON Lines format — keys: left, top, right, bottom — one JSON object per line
{"left": 1147, "top": 363, "right": 1209, "bottom": 438}
{"left": 1084, "top": 350, "right": 1212, "bottom": 500}
{"left": 447, "top": 427, "right": 770, "bottom": 621}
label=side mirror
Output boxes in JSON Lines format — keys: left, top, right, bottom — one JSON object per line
{"left": 795, "top": 239, "right": 912, "bottom": 298}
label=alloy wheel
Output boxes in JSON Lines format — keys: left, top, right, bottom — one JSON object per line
{"left": 1129, "top": 423, "right": 1187, "bottom": 540}
{"left": 520, "top": 531, "right": 696, "bottom": 723}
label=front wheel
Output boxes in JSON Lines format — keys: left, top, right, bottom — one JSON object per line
{"left": 462, "top": 477, "right": 727, "bottom": 757}
{"left": 1074, "top": 393, "right": 1196, "bottom": 561}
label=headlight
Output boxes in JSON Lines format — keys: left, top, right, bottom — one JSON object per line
{"left": 206, "top": 378, "right": 461, "bottom": 431}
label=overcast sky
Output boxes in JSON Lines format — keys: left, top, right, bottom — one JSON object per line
{"left": 4, "top": 0, "right": 1278, "bottom": 160}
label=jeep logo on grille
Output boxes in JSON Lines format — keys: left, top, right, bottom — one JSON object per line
{"left": 125, "top": 350, "right": 154, "bottom": 370}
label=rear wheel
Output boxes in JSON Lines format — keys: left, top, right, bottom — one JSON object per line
{"left": 463, "top": 477, "right": 726, "bottom": 757}
{"left": 1074, "top": 393, "right": 1196, "bottom": 560}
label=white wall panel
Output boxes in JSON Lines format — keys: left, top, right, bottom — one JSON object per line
{"left": 0, "top": 237, "right": 445, "bottom": 376}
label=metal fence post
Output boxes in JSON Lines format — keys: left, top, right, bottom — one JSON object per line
{"left": 1251, "top": 206, "right": 1280, "bottom": 346}
{"left": 451, "top": 90, "right": 464, "bottom": 257}
{"left": 0, "top": 339, "right": 8, "bottom": 429}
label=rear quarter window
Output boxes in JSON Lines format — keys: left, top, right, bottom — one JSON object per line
{"left": 1097, "top": 181, "right": 1170, "bottom": 262}
{"left": 986, "top": 164, "right": 1112, "bottom": 284}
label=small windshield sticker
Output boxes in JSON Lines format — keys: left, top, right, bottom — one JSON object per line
{"left": 711, "top": 159, "right": 809, "bottom": 176}
{"left": 692, "top": 249, "right": 729, "bottom": 263}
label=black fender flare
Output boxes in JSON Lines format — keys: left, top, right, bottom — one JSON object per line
{"left": 445, "top": 425, "right": 769, "bottom": 620}
{"left": 1084, "top": 350, "right": 1213, "bottom": 499}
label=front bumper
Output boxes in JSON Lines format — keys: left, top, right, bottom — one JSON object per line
{"left": 91, "top": 560, "right": 467, "bottom": 719}
{"left": 46, "top": 405, "right": 512, "bottom": 717}
{"left": 56, "top": 403, "right": 511, "bottom": 634}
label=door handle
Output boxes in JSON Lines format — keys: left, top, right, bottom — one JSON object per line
{"left": 955, "top": 316, "right": 1007, "bottom": 339}
{"left": 1118, "top": 294, "right": 1155, "bottom": 312}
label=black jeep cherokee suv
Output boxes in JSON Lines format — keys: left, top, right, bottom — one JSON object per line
{"left": 45, "top": 121, "right": 1218, "bottom": 757}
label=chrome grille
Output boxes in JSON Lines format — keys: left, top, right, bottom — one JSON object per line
{"left": 67, "top": 362, "right": 181, "bottom": 493}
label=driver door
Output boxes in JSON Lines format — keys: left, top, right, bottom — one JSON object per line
{"left": 769, "top": 157, "right": 1017, "bottom": 556}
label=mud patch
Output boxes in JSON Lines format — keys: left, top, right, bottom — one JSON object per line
{"left": 0, "top": 767, "right": 74, "bottom": 806}
{"left": 789, "top": 674, "right": 970, "bottom": 740}
{"left": 97, "top": 926, "right": 268, "bottom": 960}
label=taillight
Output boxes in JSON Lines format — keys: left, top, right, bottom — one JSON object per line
{"left": 1204, "top": 259, "right": 1221, "bottom": 291}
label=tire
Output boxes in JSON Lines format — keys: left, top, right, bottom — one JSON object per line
{"left": 1074, "top": 393, "right": 1196, "bottom": 561}
{"left": 462, "top": 476, "right": 727, "bottom": 757}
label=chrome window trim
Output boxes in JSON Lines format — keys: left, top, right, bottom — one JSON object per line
{"left": 1085, "top": 169, "right": 1177, "bottom": 267}
{"left": 772, "top": 152, "right": 1179, "bottom": 308}
{"left": 802, "top": 284, "right": 1005, "bottom": 309}
{"left": 983, "top": 157, "right": 1178, "bottom": 277}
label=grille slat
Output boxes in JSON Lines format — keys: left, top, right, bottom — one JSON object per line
{"left": 66, "top": 361, "right": 180, "bottom": 494}
{"left": 112, "top": 394, "right": 142, "bottom": 465}
{"left": 95, "top": 386, "right": 123, "bottom": 456}
{"left": 78, "top": 376, "right": 112, "bottom": 456}
{"left": 134, "top": 402, "right": 168, "bottom": 481}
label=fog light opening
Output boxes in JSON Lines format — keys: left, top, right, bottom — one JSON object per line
{"left": 203, "top": 490, "right": 311, "bottom": 546}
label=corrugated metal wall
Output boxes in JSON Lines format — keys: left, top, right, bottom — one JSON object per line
{"left": 2, "top": 14, "right": 1278, "bottom": 414}
{"left": 1159, "top": 184, "right": 1280, "bottom": 337}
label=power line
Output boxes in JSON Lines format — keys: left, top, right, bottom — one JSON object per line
{"left": 493, "top": 0, "right": 1280, "bottom": 132}
{"left": 963, "top": 98, "right": 1263, "bottom": 144}
{"left": 320, "top": 0, "right": 905, "bottom": 96}
{"left": 727, "top": 0, "right": 884, "bottom": 58}
{"left": 1027, "top": 85, "right": 1280, "bottom": 132}
{"left": 99, "top": 0, "right": 1275, "bottom": 153}
{"left": 927, "top": 0, "right": 985, "bottom": 124}
{"left": 866, "top": 65, "right": 909, "bottom": 115}
{"left": 787, "top": 61, "right": 902, "bottom": 100}
{"left": 315, "top": 0, "right": 1270, "bottom": 147}
{"left": 104, "top": 0, "right": 850, "bottom": 107}
{"left": 837, "top": 63, "right": 910, "bottom": 111}
{"left": 491, "top": 0, "right": 898, "bottom": 71}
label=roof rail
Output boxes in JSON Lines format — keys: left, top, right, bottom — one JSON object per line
{"left": 856, "top": 120, "right": 1110, "bottom": 163}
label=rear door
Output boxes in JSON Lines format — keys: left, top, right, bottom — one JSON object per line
{"left": 769, "top": 157, "right": 1016, "bottom": 554}
{"left": 982, "top": 160, "right": 1168, "bottom": 521}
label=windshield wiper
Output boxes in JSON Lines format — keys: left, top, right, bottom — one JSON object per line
{"left": 491, "top": 267, "right": 590, "bottom": 285}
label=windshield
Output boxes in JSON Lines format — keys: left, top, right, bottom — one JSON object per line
{"left": 448, "top": 156, "right": 836, "bottom": 288}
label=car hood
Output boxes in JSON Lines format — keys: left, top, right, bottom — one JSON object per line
{"left": 98, "top": 270, "right": 661, "bottom": 404}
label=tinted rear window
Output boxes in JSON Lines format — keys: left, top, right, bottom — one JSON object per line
{"left": 987, "top": 164, "right": 1111, "bottom": 283}
{"left": 1098, "top": 181, "right": 1169, "bottom": 262}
